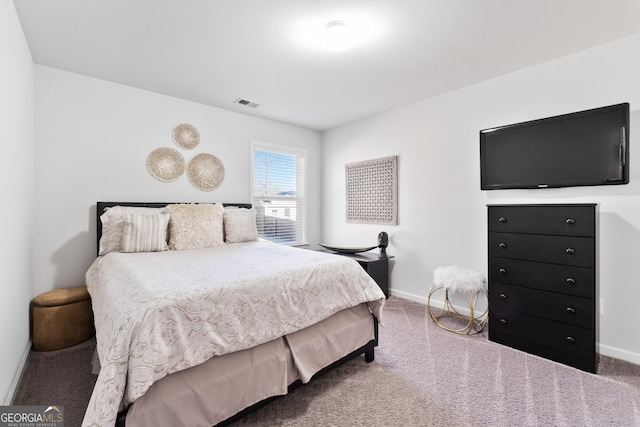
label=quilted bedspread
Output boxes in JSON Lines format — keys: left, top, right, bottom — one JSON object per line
{"left": 82, "top": 241, "right": 385, "bottom": 427}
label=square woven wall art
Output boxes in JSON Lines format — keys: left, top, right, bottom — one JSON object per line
{"left": 345, "top": 155, "right": 398, "bottom": 225}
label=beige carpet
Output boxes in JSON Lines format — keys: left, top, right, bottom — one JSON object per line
{"left": 14, "top": 297, "right": 640, "bottom": 427}
{"left": 234, "top": 297, "right": 640, "bottom": 426}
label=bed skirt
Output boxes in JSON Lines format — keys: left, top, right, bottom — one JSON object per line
{"left": 116, "top": 303, "right": 376, "bottom": 427}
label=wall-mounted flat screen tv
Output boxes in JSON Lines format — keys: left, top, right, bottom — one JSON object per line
{"left": 480, "top": 103, "right": 629, "bottom": 190}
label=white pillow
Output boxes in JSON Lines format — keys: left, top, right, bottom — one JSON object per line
{"left": 99, "top": 206, "right": 165, "bottom": 255}
{"left": 165, "top": 203, "right": 224, "bottom": 250}
{"left": 224, "top": 207, "right": 258, "bottom": 243}
{"left": 121, "top": 213, "right": 170, "bottom": 253}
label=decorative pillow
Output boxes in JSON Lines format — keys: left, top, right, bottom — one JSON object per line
{"left": 99, "top": 206, "right": 165, "bottom": 255}
{"left": 121, "top": 213, "right": 170, "bottom": 253}
{"left": 224, "top": 207, "right": 258, "bottom": 243}
{"left": 165, "top": 203, "right": 224, "bottom": 250}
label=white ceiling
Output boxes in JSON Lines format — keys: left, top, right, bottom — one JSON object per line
{"left": 14, "top": 0, "right": 640, "bottom": 131}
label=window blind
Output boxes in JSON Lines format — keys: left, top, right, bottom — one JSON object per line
{"left": 252, "top": 142, "right": 307, "bottom": 245}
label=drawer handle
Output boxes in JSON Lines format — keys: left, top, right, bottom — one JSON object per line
{"left": 565, "top": 247, "right": 575, "bottom": 255}
{"left": 566, "top": 307, "right": 576, "bottom": 313}
{"left": 498, "top": 217, "right": 507, "bottom": 223}
{"left": 566, "top": 218, "right": 575, "bottom": 225}
{"left": 499, "top": 242, "right": 507, "bottom": 248}
{"left": 499, "top": 268, "right": 507, "bottom": 274}
{"left": 566, "top": 277, "right": 576, "bottom": 285}
{"left": 500, "top": 318, "right": 508, "bottom": 325}
{"left": 566, "top": 336, "right": 576, "bottom": 343}
{"left": 499, "top": 293, "right": 507, "bottom": 299}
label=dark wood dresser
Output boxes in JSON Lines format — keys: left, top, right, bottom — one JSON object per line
{"left": 487, "top": 204, "right": 597, "bottom": 373}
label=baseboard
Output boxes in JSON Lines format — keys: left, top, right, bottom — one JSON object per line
{"left": 5, "top": 340, "right": 31, "bottom": 405}
{"left": 599, "top": 343, "right": 640, "bottom": 366}
{"left": 389, "top": 289, "right": 640, "bottom": 366}
{"left": 389, "top": 288, "right": 483, "bottom": 317}
{"left": 389, "top": 289, "right": 427, "bottom": 305}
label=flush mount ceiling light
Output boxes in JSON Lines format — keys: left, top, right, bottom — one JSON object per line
{"left": 323, "top": 20, "right": 355, "bottom": 52}
{"left": 292, "top": 14, "right": 382, "bottom": 53}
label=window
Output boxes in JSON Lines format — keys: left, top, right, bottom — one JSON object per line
{"left": 252, "top": 141, "right": 307, "bottom": 245}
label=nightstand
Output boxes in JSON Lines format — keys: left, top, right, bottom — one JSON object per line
{"left": 337, "top": 252, "right": 392, "bottom": 298}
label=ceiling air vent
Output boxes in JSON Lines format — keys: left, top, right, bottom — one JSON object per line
{"left": 234, "top": 98, "right": 260, "bottom": 108}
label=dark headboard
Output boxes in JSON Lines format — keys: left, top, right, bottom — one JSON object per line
{"left": 96, "top": 202, "right": 252, "bottom": 253}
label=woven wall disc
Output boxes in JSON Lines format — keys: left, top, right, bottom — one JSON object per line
{"left": 187, "top": 153, "right": 225, "bottom": 191}
{"left": 172, "top": 123, "right": 200, "bottom": 149}
{"left": 146, "top": 147, "right": 185, "bottom": 182}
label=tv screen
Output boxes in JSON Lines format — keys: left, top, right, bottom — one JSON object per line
{"left": 480, "top": 103, "right": 629, "bottom": 190}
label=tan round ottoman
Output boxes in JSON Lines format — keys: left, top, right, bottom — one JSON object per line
{"left": 31, "top": 285, "right": 95, "bottom": 351}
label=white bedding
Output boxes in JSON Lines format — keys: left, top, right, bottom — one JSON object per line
{"left": 83, "top": 241, "right": 385, "bottom": 427}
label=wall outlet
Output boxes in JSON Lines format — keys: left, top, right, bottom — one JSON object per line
{"left": 599, "top": 298, "right": 604, "bottom": 315}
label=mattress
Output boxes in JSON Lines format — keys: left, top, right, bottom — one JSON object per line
{"left": 83, "top": 240, "right": 385, "bottom": 426}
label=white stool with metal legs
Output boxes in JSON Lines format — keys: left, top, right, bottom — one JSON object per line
{"left": 428, "top": 265, "right": 488, "bottom": 334}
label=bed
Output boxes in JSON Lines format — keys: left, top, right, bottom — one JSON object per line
{"left": 82, "top": 202, "right": 385, "bottom": 427}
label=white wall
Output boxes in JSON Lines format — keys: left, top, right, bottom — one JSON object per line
{"left": 1, "top": 2, "right": 35, "bottom": 403}
{"left": 33, "top": 66, "right": 322, "bottom": 296}
{"left": 322, "top": 33, "right": 640, "bottom": 364}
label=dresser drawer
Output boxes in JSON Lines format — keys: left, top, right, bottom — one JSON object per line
{"left": 488, "top": 205, "right": 595, "bottom": 237}
{"left": 487, "top": 204, "right": 597, "bottom": 372}
{"left": 489, "top": 307, "right": 596, "bottom": 372}
{"left": 489, "top": 283, "right": 594, "bottom": 329}
{"left": 488, "top": 258, "right": 594, "bottom": 298}
{"left": 488, "top": 232, "right": 594, "bottom": 267}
